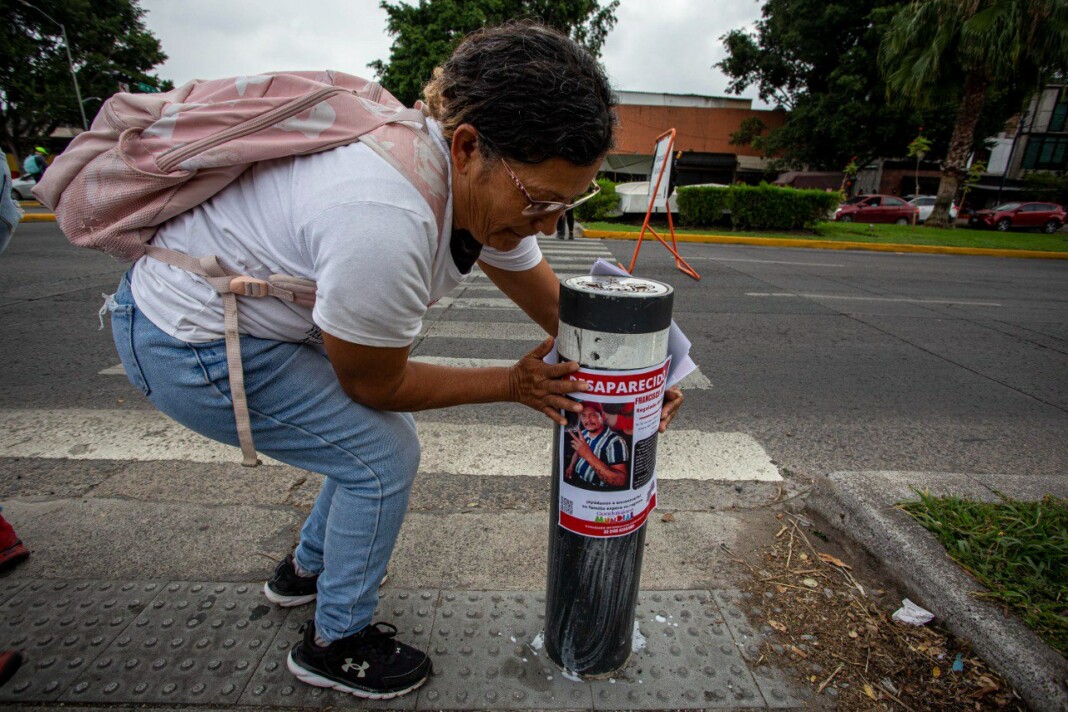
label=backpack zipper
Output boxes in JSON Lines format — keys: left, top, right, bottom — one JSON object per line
{"left": 157, "top": 86, "right": 349, "bottom": 172}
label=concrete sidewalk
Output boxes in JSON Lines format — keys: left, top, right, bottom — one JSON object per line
{"left": 2, "top": 461, "right": 1065, "bottom": 708}
{"left": 0, "top": 460, "right": 810, "bottom": 710}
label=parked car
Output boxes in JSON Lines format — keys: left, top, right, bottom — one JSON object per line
{"left": 967, "top": 202, "right": 1066, "bottom": 234}
{"left": 835, "top": 194, "right": 920, "bottom": 224}
{"left": 10, "top": 175, "right": 36, "bottom": 201}
{"left": 907, "top": 195, "right": 958, "bottom": 223}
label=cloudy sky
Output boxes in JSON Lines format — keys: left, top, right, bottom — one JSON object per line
{"left": 137, "top": 0, "right": 766, "bottom": 104}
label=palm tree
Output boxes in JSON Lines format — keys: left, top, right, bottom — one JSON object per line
{"left": 880, "top": 0, "right": 1068, "bottom": 227}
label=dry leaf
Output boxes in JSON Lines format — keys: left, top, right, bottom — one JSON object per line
{"left": 661, "top": 512, "right": 675, "bottom": 522}
{"left": 769, "top": 620, "right": 788, "bottom": 633}
{"left": 818, "top": 552, "right": 852, "bottom": 570}
{"left": 971, "top": 676, "right": 999, "bottom": 697}
{"left": 863, "top": 683, "right": 877, "bottom": 700}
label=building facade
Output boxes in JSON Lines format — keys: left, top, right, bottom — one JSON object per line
{"left": 605, "top": 91, "right": 787, "bottom": 185}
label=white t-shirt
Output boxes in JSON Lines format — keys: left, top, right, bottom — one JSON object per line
{"left": 130, "top": 120, "right": 542, "bottom": 347}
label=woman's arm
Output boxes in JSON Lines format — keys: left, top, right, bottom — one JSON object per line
{"left": 478, "top": 257, "right": 560, "bottom": 336}
{"left": 323, "top": 333, "right": 585, "bottom": 424}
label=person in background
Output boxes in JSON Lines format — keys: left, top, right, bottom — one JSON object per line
{"left": 555, "top": 206, "right": 575, "bottom": 240}
{"left": 0, "top": 153, "right": 28, "bottom": 689}
{"left": 21, "top": 147, "right": 48, "bottom": 183}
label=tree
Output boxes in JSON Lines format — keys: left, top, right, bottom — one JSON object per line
{"left": 718, "top": 0, "right": 959, "bottom": 172}
{"left": 1, "top": 0, "right": 169, "bottom": 161}
{"left": 369, "top": 0, "right": 619, "bottom": 107}
{"left": 880, "top": 0, "right": 1068, "bottom": 227}
{"left": 906, "top": 129, "right": 931, "bottom": 222}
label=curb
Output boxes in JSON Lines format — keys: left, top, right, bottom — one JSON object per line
{"left": 584, "top": 229, "right": 1068, "bottom": 260}
{"left": 21, "top": 213, "right": 55, "bottom": 222}
{"left": 806, "top": 471, "right": 1068, "bottom": 712}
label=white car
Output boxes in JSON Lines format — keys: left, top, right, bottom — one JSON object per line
{"left": 10, "top": 175, "right": 38, "bottom": 201}
{"left": 908, "top": 195, "right": 958, "bottom": 223}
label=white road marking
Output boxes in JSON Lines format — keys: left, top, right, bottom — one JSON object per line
{"left": 0, "top": 409, "right": 776, "bottom": 481}
{"left": 746, "top": 292, "right": 1003, "bottom": 307}
{"left": 539, "top": 250, "right": 613, "bottom": 257}
{"left": 471, "top": 272, "right": 582, "bottom": 281}
{"left": 419, "top": 321, "right": 544, "bottom": 340}
{"left": 690, "top": 257, "right": 845, "bottom": 267}
{"left": 100, "top": 356, "right": 713, "bottom": 390}
{"left": 432, "top": 297, "right": 519, "bottom": 310}
{"left": 409, "top": 357, "right": 712, "bottom": 390}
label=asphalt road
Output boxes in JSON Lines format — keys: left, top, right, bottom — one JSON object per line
{"left": 2, "top": 221, "right": 1066, "bottom": 481}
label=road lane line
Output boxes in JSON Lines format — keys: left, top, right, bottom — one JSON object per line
{"left": 690, "top": 257, "right": 845, "bottom": 267}
{"left": 746, "top": 292, "right": 1003, "bottom": 307}
{"left": 0, "top": 409, "right": 775, "bottom": 481}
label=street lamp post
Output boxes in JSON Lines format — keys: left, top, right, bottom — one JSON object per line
{"left": 17, "top": 0, "right": 90, "bottom": 132}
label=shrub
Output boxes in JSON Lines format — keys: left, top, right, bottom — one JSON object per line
{"left": 678, "top": 183, "right": 839, "bottom": 230}
{"left": 575, "top": 178, "right": 619, "bottom": 221}
{"left": 677, "top": 186, "right": 730, "bottom": 227}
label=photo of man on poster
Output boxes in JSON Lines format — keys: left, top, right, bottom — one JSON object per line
{"left": 564, "top": 402, "right": 631, "bottom": 490}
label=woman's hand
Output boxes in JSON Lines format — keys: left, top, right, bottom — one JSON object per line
{"left": 509, "top": 337, "right": 586, "bottom": 425}
{"left": 658, "top": 386, "right": 684, "bottom": 433}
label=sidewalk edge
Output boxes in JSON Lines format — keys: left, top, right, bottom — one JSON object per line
{"left": 806, "top": 471, "right": 1068, "bottom": 712}
{"left": 584, "top": 229, "right": 1068, "bottom": 260}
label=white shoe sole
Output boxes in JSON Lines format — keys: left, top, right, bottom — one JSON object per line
{"left": 287, "top": 649, "right": 428, "bottom": 699}
{"left": 263, "top": 582, "right": 316, "bottom": 608}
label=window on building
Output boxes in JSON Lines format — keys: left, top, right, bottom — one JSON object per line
{"left": 1050, "top": 87, "right": 1068, "bottom": 132}
{"left": 1022, "top": 135, "right": 1068, "bottom": 170}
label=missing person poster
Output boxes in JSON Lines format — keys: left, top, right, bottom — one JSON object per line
{"left": 557, "top": 357, "right": 671, "bottom": 538}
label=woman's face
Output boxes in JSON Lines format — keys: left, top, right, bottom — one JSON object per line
{"left": 450, "top": 125, "right": 602, "bottom": 251}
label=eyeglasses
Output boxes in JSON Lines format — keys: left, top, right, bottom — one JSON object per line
{"left": 498, "top": 158, "right": 601, "bottom": 218}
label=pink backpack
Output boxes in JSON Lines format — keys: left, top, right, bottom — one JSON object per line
{"left": 35, "top": 71, "right": 449, "bottom": 466}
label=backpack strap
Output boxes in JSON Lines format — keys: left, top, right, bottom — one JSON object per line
{"left": 145, "top": 244, "right": 316, "bottom": 466}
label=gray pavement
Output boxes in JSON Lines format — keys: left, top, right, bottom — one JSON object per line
{"left": 1, "top": 224, "right": 1067, "bottom": 708}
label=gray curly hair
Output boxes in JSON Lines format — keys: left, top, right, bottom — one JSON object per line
{"left": 422, "top": 21, "right": 617, "bottom": 166}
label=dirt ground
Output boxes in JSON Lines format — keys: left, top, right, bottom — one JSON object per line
{"left": 728, "top": 506, "right": 1026, "bottom": 711}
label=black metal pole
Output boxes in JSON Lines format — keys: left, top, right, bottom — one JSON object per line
{"left": 545, "top": 275, "right": 674, "bottom": 676}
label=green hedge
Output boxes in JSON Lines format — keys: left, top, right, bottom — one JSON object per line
{"left": 574, "top": 178, "right": 619, "bottom": 221}
{"left": 677, "top": 183, "right": 839, "bottom": 230}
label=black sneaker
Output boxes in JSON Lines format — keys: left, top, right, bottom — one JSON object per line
{"left": 264, "top": 554, "right": 318, "bottom": 607}
{"left": 264, "top": 555, "right": 389, "bottom": 607}
{"left": 288, "top": 620, "right": 431, "bottom": 699}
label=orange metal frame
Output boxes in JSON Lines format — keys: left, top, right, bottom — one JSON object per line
{"left": 628, "top": 129, "right": 700, "bottom": 281}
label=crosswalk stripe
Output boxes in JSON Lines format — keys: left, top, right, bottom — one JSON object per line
{"left": 409, "top": 357, "right": 711, "bottom": 390}
{"left": 471, "top": 273, "right": 581, "bottom": 281}
{"left": 420, "top": 321, "right": 543, "bottom": 340}
{"left": 0, "top": 409, "right": 775, "bottom": 481}
{"left": 100, "top": 356, "right": 712, "bottom": 390}
{"left": 539, "top": 249, "right": 612, "bottom": 256}
{"left": 431, "top": 297, "right": 518, "bottom": 310}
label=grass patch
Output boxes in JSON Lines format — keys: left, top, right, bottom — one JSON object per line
{"left": 584, "top": 220, "right": 1068, "bottom": 252}
{"left": 900, "top": 491, "right": 1068, "bottom": 656}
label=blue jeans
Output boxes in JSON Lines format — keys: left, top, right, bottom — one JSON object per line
{"left": 108, "top": 273, "right": 420, "bottom": 642}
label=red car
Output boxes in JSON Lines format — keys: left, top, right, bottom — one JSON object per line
{"left": 835, "top": 194, "right": 920, "bottom": 225}
{"left": 967, "top": 202, "right": 1066, "bottom": 234}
